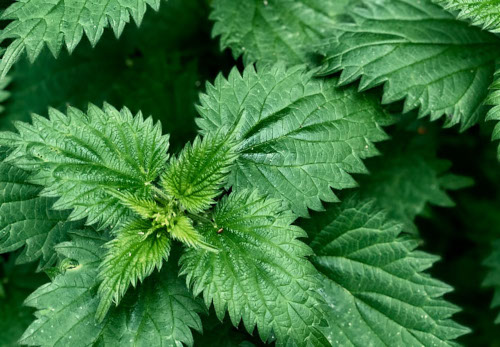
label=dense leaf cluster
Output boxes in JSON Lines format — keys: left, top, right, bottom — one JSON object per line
{"left": 0, "top": 0, "right": 499, "bottom": 346}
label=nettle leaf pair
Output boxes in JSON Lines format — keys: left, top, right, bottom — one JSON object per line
{"left": 0, "top": 101, "right": 237, "bottom": 321}
{"left": 209, "top": 0, "right": 500, "bottom": 332}
{"left": 0, "top": 63, "right": 392, "bottom": 346}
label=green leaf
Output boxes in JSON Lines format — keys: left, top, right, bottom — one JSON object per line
{"left": 96, "top": 218, "right": 171, "bottom": 322}
{"left": 484, "top": 239, "right": 500, "bottom": 324}
{"left": 0, "top": 76, "right": 11, "bottom": 114}
{"left": 21, "top": 230, "right": 204, "bottom": 346}
{"left": 19, "top": 230, "right": 106, "bottom": 346}
{"left": 180, "top": 190, "right": 329, "bottom": 346}
{"left": 109, "top": 189, "right": 218, "bottom": 252}
{"left": 0, "top": 103, "right": 170, "bottom": 229}
{"left": 0, "top": 0, "right": 161, "bottom": 78}
{"left": 196, "top": 63, "right": 388, "bottom": 217}
{"left": 161, "top": 131, "right": 238, "bottom": 213}
{"left": 486, "top": 66, "right": 500, "bottom": 161}
{"left": 0, "top": 147, "right": 81, "bottom": 269}
{"left": 210, "top": 0, "right": 349, "bottom": 65}
{"left": 317, "top": 0, "right": 500, "bottom": 130}
{"left": 109, "top": 190, "right": 160, "bottom": 220}
{"left": 169, "top": 215, "right": 218, "bottom": 252}
{"left": 303, "top": 195, "right": 470, "bottom": 346}
{"left": 434, "top": 0, "right": 500, "bottom": 33}
{"left": 100, "top": 268, "right": 204, "bottom": 347}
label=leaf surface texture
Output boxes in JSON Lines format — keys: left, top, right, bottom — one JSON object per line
{"left": 96, "top": 218, "right": 171, "bottom": 321}
{"left": 21, "top": 230, "right": 204, "bottom": 347}
{"left": 180, "top": 190, "right": 329, "bottom": 346}
{"left": 0, "top": 148, "right": 80, "bottom": 268}
{"left": 306, "top": 196, "right": 470, "bottom": 346}
{"left": 161, "top": 131, "right": 237, "bottom": 213}
{"left": 317, "top": 0, "right": 500, "bottom": 130}
{"left": 211, "top": 0, "right": 349, "bottom": 65}
{"left": 0, "top": 103, "right": 170, "bottom": 229}
{"left": 434, "top": 0, "right": 500, "bottom": 33}
{"left": 197, "top": 64, "right": 388, "bottom": 216}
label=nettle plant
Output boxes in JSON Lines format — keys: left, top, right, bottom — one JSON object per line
{"left": 0, "top": 0, "right": 499, "bottom": 346}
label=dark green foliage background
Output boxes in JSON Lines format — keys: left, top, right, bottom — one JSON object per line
{"left": 418, "top": 123, "right": 500, "bottom": 347}
{"left": 0, "top": 0, "right": 498, "bottom": 346}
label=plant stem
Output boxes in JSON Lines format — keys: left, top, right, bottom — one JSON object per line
{"left": 186, "top": 212, "right": 215, "bottom": 227}
{"left": 151, "top": 185, "right": 171, "bottom": 203}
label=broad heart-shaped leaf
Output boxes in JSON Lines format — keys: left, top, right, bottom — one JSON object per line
{"left": 96, "top": 218, "right": 171, "bottom": 322}
{"left": 210, "top": 0, "right": 349, "bottom": 66}
{"left": 0, "top": 103, "right": 170, "bottom": 229}
{"left": 317, "top": 0, "right": 500, "bottom": 130}
{"left": 0, "top": 147, "right": 82, "bottom": 269}
{"left": 161, "top": 130, "right": 238, "bottom": 213}
{"left": 434, "top": 0, "right": 500, "bottom": 33}
{"left": 486, "top": 66, "right": 500, "bottom": 161}
{"left": 484, "top": 239, "right": 500, "bottom": 324}
{"left": 21, "top": 230, "right": 204, "bottom": 346}
{"left": 196, "top": 63, "right": 388, "bottom": 217}
{"left": 0, "top": 0, "right": 161, "bottom": 78}
{"left": 302, "top": 195, "right": 470, "bottom": 346}
{"left": 180, "top": 190, "right": 330, "bottom": 346}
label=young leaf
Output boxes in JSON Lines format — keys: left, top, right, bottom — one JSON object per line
{"left": 169, "top": 215, "right": 218, "bottom": 252}
{"left": 434, "top": 0, "right": 500, "bottom": 33}
{"left": 108, "top": 189, "right": 160, "bottom": 219}
{"left": 161, "top": 131, "right": 238, "bottom": 213}
{"left": 317, "top": 0, "right": 500, "bottom": 130}
{"left": 111, "top": 189, "right": 218, "bottom": 252}
{"left": 197, "top": 63, "right": 388, "bottom": 217}
{"left": 0, "top": 147, "right": 81, "bottom": 269}
{"left": 305, "top": 195, "right": 470, "bottom": 345}
{"left": 211, "top": 0, "right": 348, "bottom": 65}
{"left": 0, "top": 103, "right": 170, "bottom": 229}
{"left": 96, "top": 218, "right": 171, "bottom": 322}
{"left": 0, "top": 0, "right": 161, "bottom": 78}
{"left": 21, "top": 230, "right": 204, "bottom": 346}
{"left": 486, "top": 66, "right": 500, "bottom": 161}
{"left": 180, "top": 190, "right": 330, "bottom": 346}
{"left": 484, "top": 239, "right": 500, "bottom": 324}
